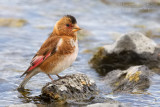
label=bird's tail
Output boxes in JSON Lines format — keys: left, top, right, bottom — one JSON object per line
{"left": 17, "top": 70, "right": 39, "bottom": 91}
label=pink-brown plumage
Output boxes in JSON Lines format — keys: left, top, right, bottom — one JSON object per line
{"left": 18, "top": 15, "right": 81, "bottom": 90}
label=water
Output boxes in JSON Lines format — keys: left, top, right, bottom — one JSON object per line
{"left": 0, "top": 0, "right": 160, "bottom": 106}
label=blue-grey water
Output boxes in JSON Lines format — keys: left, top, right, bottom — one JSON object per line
{"left": 0, "top": 0, "right": 160, "bottom": 106}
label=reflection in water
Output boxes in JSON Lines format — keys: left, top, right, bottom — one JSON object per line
{"left": 18, "top": 89, "right": 33, "bottom": 103}
{"left": 18, "top": 88, "right": 75, "bottom": 107}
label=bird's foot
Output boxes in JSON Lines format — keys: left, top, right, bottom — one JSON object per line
{"left": 56, "top": 74, "right": 63, "bottom": 79}
{"left": 47, "top": 74, "right": 55, "bottom": 82}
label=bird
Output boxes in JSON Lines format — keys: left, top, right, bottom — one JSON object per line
{"left": 18, "top": 15, "right": 81, "bottom": 90}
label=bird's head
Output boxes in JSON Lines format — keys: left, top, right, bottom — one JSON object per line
{"left": 54, "top": 15, "right": 81, "bottom": 36}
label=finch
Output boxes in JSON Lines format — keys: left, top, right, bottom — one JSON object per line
{"left": 18, "top": 15, "right": 81, "bottom": 90}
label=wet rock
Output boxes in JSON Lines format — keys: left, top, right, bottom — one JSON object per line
{"left": 90, "top": 32, "right": 160, "bottom": 75}
{"left": 104, "top": 65, "right": 151, "bottom": 93}
{"left": 40, "top": 73, "right": 98, "bottom": 102}
{"left": 8, "top": 103, "right": 37, "bottom": 107}
{"left": 87, "top": 103, "right": 128, "bottom": 107}
{"left": 66, "top": 96, "right": 121, "bottom": 105}
{"left": 0, "top": 18, "right": 27, "bottom": 27}
{"left": 34, "top": 96, "right": 121, "bottom": 106}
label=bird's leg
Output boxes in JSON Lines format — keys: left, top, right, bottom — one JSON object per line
{"left": 47, "top": 74, "right": 54, "bottom": 83}
{"left": 56, "top": 74, "right": 63, "bottom": 79}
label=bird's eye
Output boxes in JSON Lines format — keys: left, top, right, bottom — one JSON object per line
{"left": 66, "top": 24, "right": 70, "bottom": 27}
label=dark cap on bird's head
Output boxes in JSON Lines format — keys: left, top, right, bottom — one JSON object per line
{"left": 64, "top": 15, "right": 77, "bottom": 24}
{"left": 53, "top": 15, "right": 80, "bottom": 35}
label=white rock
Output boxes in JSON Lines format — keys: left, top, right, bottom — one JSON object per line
{"left": 104, "top": 32, "right": 157, "bottom": 54}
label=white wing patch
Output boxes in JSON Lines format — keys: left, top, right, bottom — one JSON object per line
{"left": 56, "top": 38, "right": 63, "bottom": 51}
{"left": 70, "top": 39, "right": 76, "bottom": 47}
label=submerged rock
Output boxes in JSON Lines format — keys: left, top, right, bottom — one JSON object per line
{"left": 40, "top": 73, "right": 98, "bottom": 102}
{"left": 104, "top": 65, "right": 151, "bottom": 93}
{"left": 0, "top": 18, "right": 27, "bottom": 27}
{"left": 90, "top": 32, "right": 160, "bottom": 75}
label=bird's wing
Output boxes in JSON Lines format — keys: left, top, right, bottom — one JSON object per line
{"left": 20, "top": 36, "right": 61, "bottom": 77}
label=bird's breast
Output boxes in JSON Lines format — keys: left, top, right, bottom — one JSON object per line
{"left": 40, "top": 38, "right": 78, "bottom": 75}
{"left": 49, "top": 41, "right": 78, "bottom": 75}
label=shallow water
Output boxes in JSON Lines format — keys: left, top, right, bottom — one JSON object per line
{"left": 1, "top": 0, "right": 160, "bottom": 106}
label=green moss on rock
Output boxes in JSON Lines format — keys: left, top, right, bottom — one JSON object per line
{"left": 104, "top": 65, "right": 151, "bottom": 93}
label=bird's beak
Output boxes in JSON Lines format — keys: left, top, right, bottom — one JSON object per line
{"left": 72, "top": 25, "right": 81, "bottom": 32}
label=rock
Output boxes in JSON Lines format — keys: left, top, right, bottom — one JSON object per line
{"left": 40, "top": 73, "right": 98, "bottom": 102}
{"left": 90, "top": 32, "right": 160, "bottom": 75}
{"left": 87, "top": 103, "right": 128, "bottom": 107}
{"left": 0, "top": 18, "right": 27, "bottom": 27}
{"left": 34, "top": 96, "right": 122, "bottom": 106}
{"left": 8, "top": 103, "right": 37, "bottom": 107}
{"left": 16, "top": 74, "right": 123, "bottom": 106}
{"left": 104, "top": 65, "right": 151, "bottom": 93}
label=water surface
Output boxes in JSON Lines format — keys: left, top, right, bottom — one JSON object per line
{"left": 0, "top": 0, "right": 160, "bottom": 106}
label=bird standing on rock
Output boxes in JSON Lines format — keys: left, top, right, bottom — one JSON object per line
{"left": 18, "top": 15, "right": 81, "bottom": 90}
